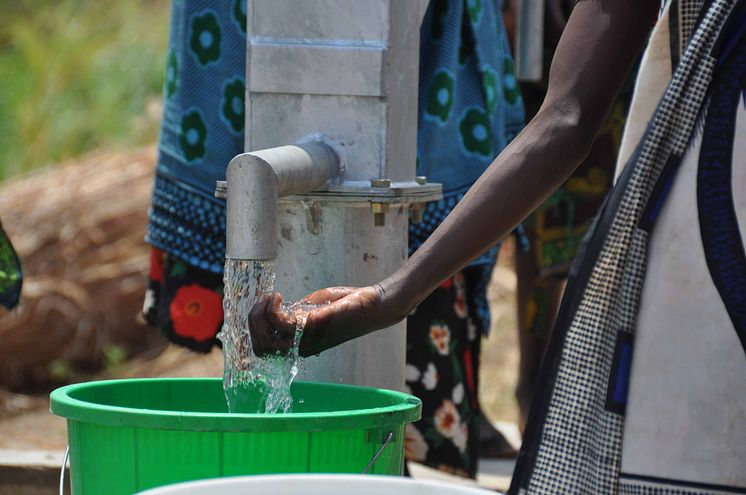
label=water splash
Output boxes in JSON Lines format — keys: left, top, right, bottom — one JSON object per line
{"left": 261, "top": 303, "right": 313, "bottom": 414}
{"left": 219, "top": 259, "right": 312, "bottom": 414}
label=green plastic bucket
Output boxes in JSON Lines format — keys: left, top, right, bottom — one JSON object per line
{"left": 50, "top": 378, "right": 421, "bottom": 495}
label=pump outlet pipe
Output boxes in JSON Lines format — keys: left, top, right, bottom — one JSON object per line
{"left": 220, "top": 141, "right": 339, "bottom": 261}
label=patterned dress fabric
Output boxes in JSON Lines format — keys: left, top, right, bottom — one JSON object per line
{"left": 404, "top": 268, "right": 487, "bottom": 479}
{"left": 510, "top": 1, "right": 746, "bottom": 493}
{"left": 412, "top": 0, "right": 525, "bottom": 338}
{"left": 143, "top": 0, "right": 523, "bottom": 478}
{"left": 144, "top": 247, "right": 222, "bottom": 353}
{"left": 617, "top": 2, "right": 746, "bottom": 492}
{"left": 404, "top": 0, "right": 524, "bottom": 476}
{"left": 144, "top": 0, "right": 245, "bottom": 350}
{"left": 0, "top": 222, "right": 22, "bottom": 310}
{"left": 146, "top": 0, "right": 246, "bottom": 274}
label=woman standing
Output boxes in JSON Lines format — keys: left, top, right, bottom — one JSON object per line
{"left": 254, "top": 0, "right": 746, "bottom": 492}
{"left": 143, "top": 0, "right": 523, "bottom": 479}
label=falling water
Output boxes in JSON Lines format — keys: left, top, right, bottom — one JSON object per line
{"left": 261, "top": 304, "right": 311, "bottom": 414}
{"left": 219, "top": 259, "right": 311, "bottom": 414}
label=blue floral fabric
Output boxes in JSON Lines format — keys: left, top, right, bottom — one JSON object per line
{"left": 415, "top": 0, "right": 524, "bottom": 201}
{"left": 147, "top": 0, "right": 522, "bottom": 280}
{"left": 146, "top": 0, "right": 246, "bottom": 273}
{"left": 412, "top": 0, "right": 525, "bottom": 334}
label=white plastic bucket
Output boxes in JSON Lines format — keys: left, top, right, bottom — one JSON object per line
{"left": 137, "top": 474, "right": 500, "bottom": 495}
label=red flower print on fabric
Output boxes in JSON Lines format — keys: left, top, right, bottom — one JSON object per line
{"left": 429, "top": 322, "right": 451, "bottom": 355}
{"left": 453, "top": 272, "right": 467, "bottom": 318}
{"left": 454, "top": 292, "right": 468, "bottom": 319}
{"left": 169, "top": 284, "right": 223, "bottom": 341}
{"left": 405, "top": 424, "right": 429, "bottom": 462}
{"left": 463, "top": 347, "right": 475, "bottom": 392}
{"left": 434, "top": 399, "right": 469, "bottom": 452}
{"left": 149, "top": 248, "right": 165, "bottom": 282}
{"left": 453, "top": 272, "right": 465, "bottom": 289}
{"left": 434, "top": 399, "right": 462, "bottom": 438}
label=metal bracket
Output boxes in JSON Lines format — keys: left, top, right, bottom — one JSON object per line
{"left": 285, "top": 180, "right": 442, "bottom": 205}
{"left": 302, "top": 200, "right": 323, "bottom": 235}
{"left": 216, "top": 179, "right": 442, "bottom": 205}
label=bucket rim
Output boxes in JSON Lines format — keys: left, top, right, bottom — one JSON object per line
{"left": 49, "top": 377, "right": 422, "bottom": 432}
{"left": 136, "top": 474, "right": 499, "bottom": 494}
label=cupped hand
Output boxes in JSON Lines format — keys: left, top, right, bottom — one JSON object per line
{"left": 248, "top": 292, "right": 294, "bottom": 357}
{"left": 249, "top": 284, "right": 408, "bottom": 358}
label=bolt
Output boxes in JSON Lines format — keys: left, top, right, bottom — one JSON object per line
{"left": 370, "top": 202, "right": 390, "bottom": 227}
{"left": 415, "top": 176, "right": 428, "bottom": 185}
{"left": 370, "top": 178, "right": 391, "bottom": 188}
{"left": 410, "top": 203, "right": 424, "bottom": 224}
{"left": 214, "top": 180, "right": 227, "bottom": 198}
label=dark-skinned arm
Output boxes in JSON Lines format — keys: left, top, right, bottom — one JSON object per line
{"left": 251, "top": 0, "right": 658, "bottom": 357}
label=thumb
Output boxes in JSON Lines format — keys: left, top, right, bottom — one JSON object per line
{"left": 301, "top": 286, "right": 356, "bottom": 305}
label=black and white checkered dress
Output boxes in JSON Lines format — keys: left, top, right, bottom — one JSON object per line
{"left": 510, "top": 0, "right": 746, "bottom": 493}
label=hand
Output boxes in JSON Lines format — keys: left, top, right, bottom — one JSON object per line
{"left": 248, "top": 292, "right": 293, "bottom": 357}
{"left": 249, "top": 283, "right": 408, "bottom": 358}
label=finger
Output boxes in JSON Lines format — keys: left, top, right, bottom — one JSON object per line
{"left": 265, "top": 293, "right": 296, "bottom": 353}
{"left": 268, "top": 292, "right": 284, "bottom": 314}
{"left": 248, "top": 294, "right": 272, "bottom": 355}
{"left": 298, "top": 299, "right": 355, "bottom": 357}
{"left": 302, "top": 287, "right": 356, "bottom": 305}
{"left": 304, "top": 303, "right": 338, "bottom": 328}
{"left": 267, "top": 293, "right": 296, "bottom": 339}
{"left": 299, "top": 287, "right": 386, "bottom": 357}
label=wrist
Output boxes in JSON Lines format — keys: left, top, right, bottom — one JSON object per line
{"left": 376, "top": 275, "right": 414, "bottom": 321}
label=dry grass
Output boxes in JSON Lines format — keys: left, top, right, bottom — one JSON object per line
{"left": 0, "top": 145, "right": 166, "bottom": 390}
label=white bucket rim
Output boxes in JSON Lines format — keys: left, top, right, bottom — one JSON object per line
{"left": 136, "top": 474, "right": 502, "bottom": 495}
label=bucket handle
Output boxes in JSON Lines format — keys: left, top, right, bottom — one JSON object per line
{"left": 59, "top": 445, "right": 69, "bottom": 495}
{"left": 362, "top": 431, "right": 393, "bottom": 474}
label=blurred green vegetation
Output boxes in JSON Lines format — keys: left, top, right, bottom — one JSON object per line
{"left": 0, "top": 0, "right": 170, "bottom": 179}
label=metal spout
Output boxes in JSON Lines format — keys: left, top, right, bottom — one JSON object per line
{"left": 221, "top": 142, "right": 339, "bottom": 261}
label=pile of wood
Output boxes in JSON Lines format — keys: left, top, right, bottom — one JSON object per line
{"left": 0, "top": 146, "right": 167, "bottom": 390}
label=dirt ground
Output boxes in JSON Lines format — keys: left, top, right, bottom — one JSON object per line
{"left": 0, "top": 242, "right": 522, "bottom": 451}
{"left": 480, "top": 238, "right": 521, "bottom": 426}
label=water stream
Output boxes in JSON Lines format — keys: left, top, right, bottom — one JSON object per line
{"left": 219, "top": 259, "right": 311, "bottom": 414}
